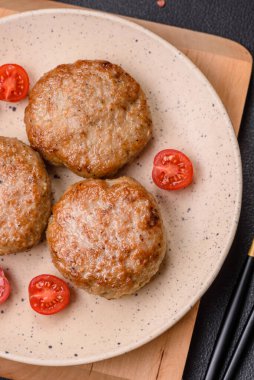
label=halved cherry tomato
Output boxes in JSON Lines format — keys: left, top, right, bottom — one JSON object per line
{"left": 0, "top": 64, "right": 29, "bottom": 102}
{"left": 28, "top": 274, "right": 70, "bottom": 315}
{"left": 0, "top": 267, "right": 11, "bottom": 305}
{"left": 152, "top": 149, "right": 193, "bottom": 190}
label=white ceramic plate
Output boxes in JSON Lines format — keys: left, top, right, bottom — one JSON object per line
{"left": 0, "top": 9, "right": 242, "bottom": 366}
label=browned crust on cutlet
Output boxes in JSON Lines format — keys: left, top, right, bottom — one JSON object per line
{"left": 47, "top": 177, "right": 166, "bottom": 299}
{"left": 0, "top": 137, "right": 51, "bottom": 255}
{"left": 25, "top": 60, "right": 152, "bottom": 178}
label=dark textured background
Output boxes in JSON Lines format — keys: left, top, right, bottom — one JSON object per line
{"left": 3, "top": 1, "right": 254, "bottom": 379}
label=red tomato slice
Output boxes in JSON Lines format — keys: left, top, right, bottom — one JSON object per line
{"left": 152, "top": 149, "right": 193, "bottom": 190}
{"left": 29, "top": 274, "right": 70, "bottom": 315}
{"left": 0, "top": 267, "right": 11, "bottom": 305}
{"left": 0, "top": 64, "right": 29, "bottom": 102}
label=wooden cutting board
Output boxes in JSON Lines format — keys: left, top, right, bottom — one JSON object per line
{"left": 0, "top": 1, "right": 252, "bottom": 379}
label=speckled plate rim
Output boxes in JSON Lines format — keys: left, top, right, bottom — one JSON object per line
{"left": 0, "top": 8, "right": 242, "bottom": 366}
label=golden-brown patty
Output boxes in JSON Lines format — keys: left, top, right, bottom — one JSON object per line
{"left": 47, "top": 177, "right": 166, "bottom": 299}
{"left": 0, "top": 137, "right": 51, "bottom": 255}
{"left": 25, "top": 60, "right": 152, "bottom": 178}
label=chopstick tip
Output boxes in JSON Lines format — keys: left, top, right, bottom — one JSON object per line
{"left": 248, "top": 240, "right": 254, "bottom": 257}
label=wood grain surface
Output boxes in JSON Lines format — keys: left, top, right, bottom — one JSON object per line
{"left": 0, "top": 1, "right": 252, "bottom": 379}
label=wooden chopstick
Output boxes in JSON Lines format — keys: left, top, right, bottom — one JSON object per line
{"left": 203, "top": 240, "right": 254, "bottom": 380}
